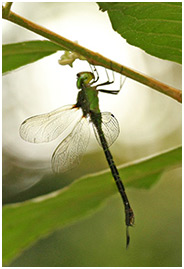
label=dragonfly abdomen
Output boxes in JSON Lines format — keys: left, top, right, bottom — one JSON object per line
{"left": 94, "top": 121, "right": 134, "bottom": 246}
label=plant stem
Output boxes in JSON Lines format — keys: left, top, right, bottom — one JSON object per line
{"left": 3, "top": 2, "right": 13, "bottom": 17}
{"left": 2, "top": 7, "right": 182, "bottom": 103}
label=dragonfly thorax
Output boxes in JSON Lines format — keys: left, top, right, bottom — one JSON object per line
{"left": 76, "top": 82, "right": 100, "bottom": 116}
{"left": 76, "top": 72, "right": 95, "bottom": 89}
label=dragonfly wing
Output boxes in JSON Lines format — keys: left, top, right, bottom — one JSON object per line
{"left": 52, "top": 117, "right": 90, "bottom": 173}
{"left": 93, "top": 112, "right": 120, "bottom": 148}
{"left": 20, "top": 105, "right": 82, "bottom": 143}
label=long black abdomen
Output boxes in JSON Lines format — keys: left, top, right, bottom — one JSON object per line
{"left": 90, "top": 111, "right": 134, "bottom": 230}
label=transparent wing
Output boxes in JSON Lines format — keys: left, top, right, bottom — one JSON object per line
{"left": 93, "top": 112, "right": 120, "bottom": 147}
{"left": 19, "top": 105, "right": 82, "bottom": 143}
{"left": 52, "top": 117, "right": 90, "bottom": 173}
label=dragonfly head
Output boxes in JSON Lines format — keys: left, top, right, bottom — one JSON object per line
{"left": 76, "top": 72, "right": 95, "bottom": 89}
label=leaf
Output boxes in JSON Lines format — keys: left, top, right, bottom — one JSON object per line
{"left": 2, "top": 146, "right": 181, "bottom": 265}
{"left": 2, "top": 40, "right": 66, "bottom": 74}
{"left": 98, "top": 2, "right": 182, "bottom": 64}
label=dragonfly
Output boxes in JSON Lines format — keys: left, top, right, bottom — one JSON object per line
{"left": 20, "top": 68, "right": 134, "bottom": 247}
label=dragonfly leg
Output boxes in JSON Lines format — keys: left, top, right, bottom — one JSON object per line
{"left": 96, "top": 70, "right": 126, "bottom": 95}
{"left": 98, "top": 89, "right": 119, "bottom": 94}
{"left": 89, "top": 65, "right": 99, "bottom": 84}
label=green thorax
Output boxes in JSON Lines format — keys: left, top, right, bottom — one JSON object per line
{"left": 76, "top": 72, "right": 100, "bottom": 116}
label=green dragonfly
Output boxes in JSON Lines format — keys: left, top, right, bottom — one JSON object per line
{"left": 20, "top": 69, "right": 134, "bottom": 247}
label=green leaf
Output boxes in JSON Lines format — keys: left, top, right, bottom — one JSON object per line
{"left": 3, "top": 146, "right": 181, "bottom": 265}
{"left": 98, "top": 2, "right": 182, "bottom": 64}
{"left": 2, "top": 40, "right": 66, "bottom": 74}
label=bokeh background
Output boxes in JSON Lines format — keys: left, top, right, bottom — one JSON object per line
{"left": 2, "top": 2, "right": 181, "bottom": 267}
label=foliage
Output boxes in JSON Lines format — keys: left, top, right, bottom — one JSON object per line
{"left": 2, "top": 40, "right": 65, "bottom": 73}
{"left": 3, "top": 147, "right": 181, "bottom": 265}
{"left": 98, "top": 2, "right": 182, "bottom": 64}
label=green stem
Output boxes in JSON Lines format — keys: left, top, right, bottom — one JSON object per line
{"left": 2, "top": 7, "right": 182, "bottom": 103}
{"left": 3, "top": 2, "right": 13, "bottom": 17}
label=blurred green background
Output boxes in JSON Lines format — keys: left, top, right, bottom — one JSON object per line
{"left": 3, "top": 2, "right": 181, "bottom": 267}
{"left": 9, "top": 168, "right": 182, "bottom": 267}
